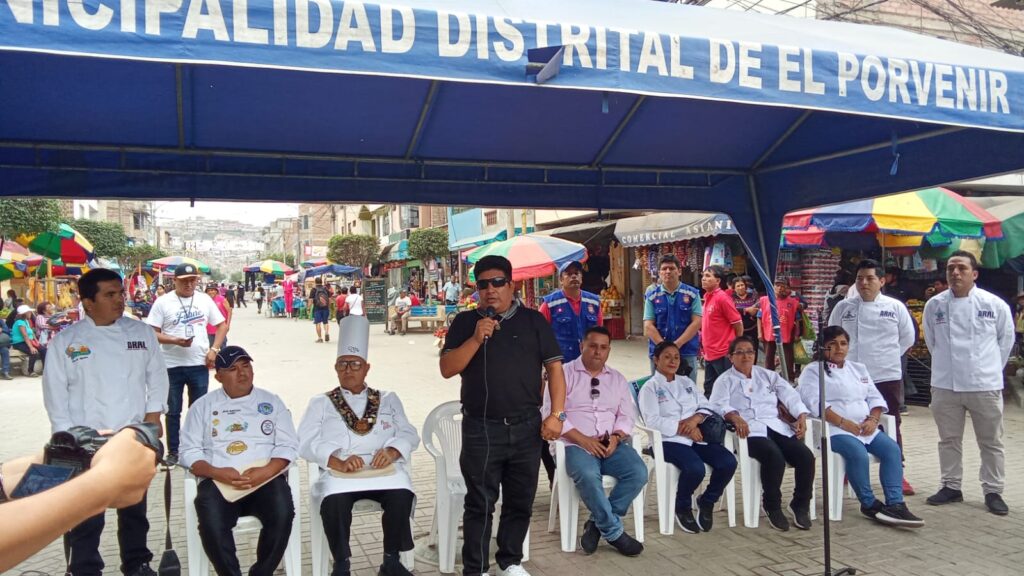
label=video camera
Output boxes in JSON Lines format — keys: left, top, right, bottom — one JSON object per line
{"left": 45, "top": 423, "right": 165, "bottom": 476}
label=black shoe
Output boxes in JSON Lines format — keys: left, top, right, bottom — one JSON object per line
{"left": 607, "top": 532, "right": 644, "bottom": 557}
{"left": 580, "top": 519, "right": 600, "bottom": 554}
{"left": 164, "top": 453, "right": 179, "bottom": 467}
{"left": 696, "top": 499, "right": 714, "bottom": 532}
{"left": 765, "top": 508, "right": 790, "bottom": 531}
{"left": 860, "top": 499, "right": 885, "bottom": 520}
{"left": 985, "top": 493, "right": 1009, "bottom": 516}
{"left": 789, "top": 504, "right": 812, "bottom": 530}
{"left": 332, "top": 558, "right": 351, "bottom": 576}
{"left": 674, "top": 510, "right": 700, "bottom": 534}
{"left": 875, "top": 502, "right": 925, "bottom": 528}
{"left": 378, "top": 554, "right": 413, "bottom": 576}
{"left": 124, "top": 565, "right": 157, "bottom": 576}
{"left": 926, "top": 486, "right": 964, "bottom": 506}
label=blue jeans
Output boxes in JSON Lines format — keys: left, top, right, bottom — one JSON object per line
{"left": 831, "top": 432, "right": 904, "bottom": 506}
{"left": 166, "top": 365, "right": 210, "bottom": 454}
{"left": 564, "top": 444, "right": 649, "bottom": 541}
{"left": 662, "top": 441, "right": 736, "bottom": 511}
{"left": 0, "top": 345, "right": 10, "bottom": 375}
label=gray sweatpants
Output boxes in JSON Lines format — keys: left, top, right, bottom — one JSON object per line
{"left": 931, "top": 387, "right": 1005, "bottom": 495}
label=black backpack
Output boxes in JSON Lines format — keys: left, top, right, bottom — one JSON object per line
{"left": 315, "top": 287, "right": 329, "bottom": 308}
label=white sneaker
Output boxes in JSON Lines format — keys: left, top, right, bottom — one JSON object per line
{"left": 498, "top": 565, "right": 531, "bottom": 576}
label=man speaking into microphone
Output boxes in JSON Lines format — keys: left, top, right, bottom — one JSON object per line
{"left": 440, "top": 255, "right": 567, "bottom": 576}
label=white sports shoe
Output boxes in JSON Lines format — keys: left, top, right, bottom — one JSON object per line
{"left": 498, "top": 565, "right": 532, "bottom": 576}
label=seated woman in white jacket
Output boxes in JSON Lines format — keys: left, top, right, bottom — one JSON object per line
{"left": 638, "top": 341, "right": 737, "bottom": 534}
{"left": 710, "top": 336, "right": 814, "bottom": 532}
{"left": 798, "top": 325, "right": 923, "bottom": 528}
{"left": 298, "top": 316, "right": 421, "bottom": 576}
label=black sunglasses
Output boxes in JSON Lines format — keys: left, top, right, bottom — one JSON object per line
{"left": 590, "top": 377, "right": 601, "bottom": 400}
{"left": 477, "top": 277, "right": 510, "bottom": 290}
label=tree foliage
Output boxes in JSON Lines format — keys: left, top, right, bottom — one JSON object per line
{"left": 120, "top": 244, "right": 167, "bottom": 272}
{"left": 264, "top": 252, "right": 297, "bottom": 268}
{"left": 0, "top": 199, "right": 62, "bottom": 241}
{"left": 327, "top": 234, "right": 379, "bottom": 269}
{"left": 408, "top": 227, "right": 449, "bottom": 263}
{"left": 69, "top": 219, "right": 128, "bottom": 259}
{"left": 229, "top": 271, "right": 244, "bottom": 283}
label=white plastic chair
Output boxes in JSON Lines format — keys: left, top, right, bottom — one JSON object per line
{"left": 422, "top": 401, "right": 530, "bottom": 574}
{"left": 546, "top": 439, "right": 646, "bottom": 552}
{"left": 808, "top": 414, "right": 897, "bottom": 521}
{"left": 734, "top": 430, "right": 818, "bottom": 528}
{"left": 306, "top": 461, "right": 415, "bottom": 576}
{"left": 183, "top": 466, "right": 302, "bottom": 576}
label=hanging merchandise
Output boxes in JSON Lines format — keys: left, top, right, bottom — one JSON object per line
{"left": 797, "top": 248, "right": 842, "bottom": 327}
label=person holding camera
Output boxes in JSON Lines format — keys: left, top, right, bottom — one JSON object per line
{"left": 637, "top": 340, "right": 736, "bottom": 534}
{"left": 41, "top": 268, "right": 169, "bottom": 576}
{"left": 180, "top": 346, "right": 298, "bottom": 576}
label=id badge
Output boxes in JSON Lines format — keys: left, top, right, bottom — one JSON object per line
{"left": 184, "top": 325, "right": 195, "bottom": 339}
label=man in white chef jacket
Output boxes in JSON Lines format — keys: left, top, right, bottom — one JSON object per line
{"left": 42, "top": 268, "right": 169, "bottom": 576}
{"left": 829, "top": 258, "right": 917, "bottom": 494}
{"left": 299, "top": 315, "right": 420, "bottom": 576}
{"left": 179, "top": 346, "right": 298, "bottom": 576}
{"left": 923, "top": 250, "right": 1014, "bottom": 516}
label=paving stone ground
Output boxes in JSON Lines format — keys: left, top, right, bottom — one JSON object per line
{"left": 4, "top": 305, "right": 1022, "bottom": 575}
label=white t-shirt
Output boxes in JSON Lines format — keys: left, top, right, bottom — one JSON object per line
{"left": 395, "top": 296, "right": 412, "bottom": 311}
{"left": 346, "top": 293, "right": 364, "bottom": 316}
{"left": 146, "top": 291, "right": 226, "bottom": 368}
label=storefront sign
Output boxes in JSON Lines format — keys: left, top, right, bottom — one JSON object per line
{"left": 362, "top": 277, "right": 387, "bottom": 324}
{"left": 615, "top": 212, "right": 736, "bottom": 247}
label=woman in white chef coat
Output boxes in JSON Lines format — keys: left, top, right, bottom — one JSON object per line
{"left": 798, "top": 326, "right": 924, "bottom": 528}
{"left": 637, "top": 341, "right": 736, "bottom": 535}
{"left": 298, "top": 316, "right": 420, "bottom": 576}
{"left": 710, "top": 336, "right": 814, "bottom": 532}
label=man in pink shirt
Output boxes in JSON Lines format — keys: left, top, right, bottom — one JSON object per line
{"left": 701, "top": 265, "right": 743, "bottom": 397}
{"left": 542, "top": 326, "right": 647, "bottom": 557}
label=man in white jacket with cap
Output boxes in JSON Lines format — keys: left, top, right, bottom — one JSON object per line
{"left": 829, "top": 258, "right": 917, "bottom": 494}
{"left": 923, "top": 250, "right": 1013, "bottom": 516}
{"left": 299, "top": 315, "right": 420, "bottom": 576}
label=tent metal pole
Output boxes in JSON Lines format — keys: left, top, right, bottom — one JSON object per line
{"left": 758, "top": 127, "right": 964, "bottom": 174}
{"left": 747, "top": 173, "right": 790, "bottom": 381}
{"left": 746, "top": 174, "right": 772, "bottom": 276}
{"left": 405, "top": 80, "right": 440, "bottom": 159}
{"left": 752, "top": 110, "right": 813, "bottom": 170}
{"left": 591, "top": 96, "right": 646, "bottom": 167}
{"left": 175, "top": 64, "right": 185, "bottom": 149}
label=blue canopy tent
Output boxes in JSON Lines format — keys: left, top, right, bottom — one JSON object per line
{"left": 2, "top": 0, "right": 1024, "bottom": 285}
{"left": 305, "top": 263, "right": 362, "bottom": 278}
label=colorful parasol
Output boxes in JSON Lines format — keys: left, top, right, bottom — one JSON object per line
{"left": 465, "top": 235, "right": 588, "bottom": 281}
{"left": 0, "top": 258, "right": 27, "bottom": 281}
{"left": 148, "top": 255, "right": 211, "bottom": 274}
{"left": 33, "top": 258, "right": 91, "bottom": 277}
{"left": 301, "top": 257, "right": 329, "bottom": 268}
{"left": 782, "top": 187, "right": 1003, "bottom": 249}
{"left": 244, "top": 259, "right": 294, "bottom": 276}
{"left": 15, "top": 223, "right": 95, "bottom": 264}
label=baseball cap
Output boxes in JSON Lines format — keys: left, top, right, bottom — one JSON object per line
{"left": 215, "top": 346, "right": 254, "bottom": 370}
{"left": 558, "top": 260, "right": 583, "bottom": 276}
{"left": 174, "top": 263, "right": 199, "bottom": 278}
{"left": 16, "top": 304, "right": 32, "bottom": 315}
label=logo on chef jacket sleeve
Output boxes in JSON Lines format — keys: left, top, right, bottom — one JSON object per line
{"left": 261, "top": 420, "right": 275, "bottom": 435}
{"left": 258, "top": 402, "right": 273, "bottom": 415}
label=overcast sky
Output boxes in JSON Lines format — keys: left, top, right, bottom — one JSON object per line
{"left": 155, "top": 201, "right": 298, "bottom": 227}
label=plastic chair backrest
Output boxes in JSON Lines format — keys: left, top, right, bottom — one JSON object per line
{"left": 628, "top": 376, "right": 652, "bottom": 408}
{"left": 423, "top": 400, "right": 464, "bottom": 480}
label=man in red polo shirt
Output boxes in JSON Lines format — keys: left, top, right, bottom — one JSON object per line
{"left": 701, "top": 265, "right": 743, "bottom": 397}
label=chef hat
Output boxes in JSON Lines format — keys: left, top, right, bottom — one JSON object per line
{"left": 337, "top": 315, "right": 370, "bottom": 360}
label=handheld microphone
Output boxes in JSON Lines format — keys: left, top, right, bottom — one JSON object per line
{"left": 483, "top": 306, "right": 496, "bottom": 341}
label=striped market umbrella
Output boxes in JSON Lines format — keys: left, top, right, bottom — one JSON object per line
{"left": 0, "top": 258, "right": 27, "bottom": 281}
{"left": 782, "top": 187, "right": 1003, "bottom": 249}
{"left": 33, "top": 258, "right": 91, "bottom": 277}
{"left": 15, "top": 223, "right": 95, "bottom": 264}
{"left": 148, "top": 255, "right": 211, "bottom": 274}
{"left": 466, "top": 235, "right": 588, "bottom": 281}
{"left": 301, "top": 257, "right": 329, "bottom": 268}
{"left": 244, "top": 259, "right": 294, "bottom": 276}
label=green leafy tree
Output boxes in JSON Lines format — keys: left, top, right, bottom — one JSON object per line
{"left": 327, "top": 234, "right": 379, "bottom": 269}
{"left": 0, "top": 198, "right": 62, "bottom": 254}
{"left": 264, "top": 252, "right": 296, "bottom": 268}
{"left": 68, "top": 219, "right": 128, "bottom": 259}
{"left": 120, "top": 244, "right": 167, "bottom": 272}
{"left": 408, "top": 227, "right": 449, "bottom": 263}
{"left": 229, "top": 272, "right": 244, "bottom": 284}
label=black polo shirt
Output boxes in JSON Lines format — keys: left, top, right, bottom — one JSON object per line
{"left": 443, "top": 302, "right": 562, "bottom": 418}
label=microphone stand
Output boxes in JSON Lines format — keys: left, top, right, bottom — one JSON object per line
{"left": 817, "top": 308, "right": 856, "bottom": 575}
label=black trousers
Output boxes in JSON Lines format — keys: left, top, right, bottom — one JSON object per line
{"left": 320, "top": 489, "right": 415, "bottom": 569}
{"left": 460, "top": 411, "right": 542, "bottom": 576}
{"left": 194, "top": 475, "right": 294, "bottom": 576}
{"left": 64, "top": 494, "right": 151, "bottom": 576}
{"left": 703, "top": 356, "right": 732, "bottom": 397}
{"left": 746, "top": 428, "right": 816, "bottom": 511}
